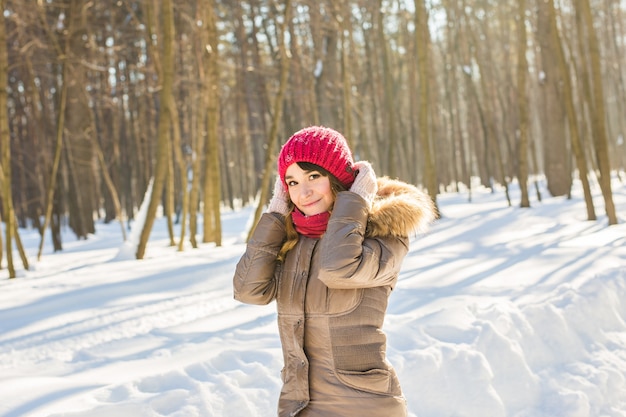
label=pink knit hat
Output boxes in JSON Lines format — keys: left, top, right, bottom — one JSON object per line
{"left": 277, "top": 126, "right": 356, "bottom": 189}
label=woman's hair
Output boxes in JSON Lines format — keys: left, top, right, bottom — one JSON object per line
{"left": 277, "top": 161, "right": 347, "bottom": 262}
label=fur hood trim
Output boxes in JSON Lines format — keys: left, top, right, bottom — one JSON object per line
{"left": 365, "top": 176, "right": 437, "bottom": 238}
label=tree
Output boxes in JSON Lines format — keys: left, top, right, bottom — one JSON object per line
{"left": 63, "top": 0, "right": 96, "bottom": 239}
{"left": 0, "top": 0, "right": 623, "bottom": 274}
{"left": 462, "top": 2, "right": 512, "bottom": 206}
{"left": 0, "top": 0, "right": 28, "bottom": 277}
{"left": 414, "top": 0, "right": 438, "bottom": 213}
{"left": 36, "top": 1, "right": 69, "bottom": 259}
{"left": 378, "top": 0, "right": 399, "bottom": 177}
{"left": 247, "top": 0, "right": 292, "bottom": 241}
{"left": 0, "top": 0, "right": 16, "bottom": 278}
{"left": 136, "top": 0, "right": 175, "bottom": 259}
{"left": 516, "top": 0, "right": 530, "bottom": 208}
{"left": 575, "top": 0, "right": 618, "bottom": 225}
{"left": 546, "top": 0, "right": 596, "bottom": 221}
{"left": 202, "top": 0, "right": 222, "bottom": 246}
{"left": 534, "top": 0, "right": 572, "bottom": 197}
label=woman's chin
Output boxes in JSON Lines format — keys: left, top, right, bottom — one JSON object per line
{"left": 298, "top": 207, "right": 322, "bottom": 216}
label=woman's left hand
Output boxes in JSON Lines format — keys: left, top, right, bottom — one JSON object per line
{"left": 350, "top": 161, "right": 378, "bottom": 208}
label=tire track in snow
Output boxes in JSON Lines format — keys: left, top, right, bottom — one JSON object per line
{"left": 0, "top": 288, "right": 238, "bottom": 368}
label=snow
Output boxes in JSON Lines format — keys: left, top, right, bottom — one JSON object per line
{"left": 1, "top": 175, "right": 625, "bottom": 417}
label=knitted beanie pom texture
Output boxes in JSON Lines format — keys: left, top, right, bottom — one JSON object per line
{"left": 277, "top": 126, "right": 356, "bottom": 189}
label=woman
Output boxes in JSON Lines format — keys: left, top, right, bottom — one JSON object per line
{"left": 233, "top": 126, "right": 436, "bottom": 417}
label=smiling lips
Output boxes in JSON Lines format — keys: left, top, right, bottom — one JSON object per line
{"left": 302, "top": 199, "right": 320, "bottom": 208}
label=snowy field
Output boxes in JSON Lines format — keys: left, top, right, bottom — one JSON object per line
{"left": 1, "top": 175, "right": 625, "bottom": 417}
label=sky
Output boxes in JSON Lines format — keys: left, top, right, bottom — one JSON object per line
{"left": 0, "top": 174, "right": 625, "bottom": 417}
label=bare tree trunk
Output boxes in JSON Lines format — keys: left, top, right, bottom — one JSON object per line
{"left": 547, "top": 0, "right": 596, "bottom": 220}
{"left": 247, "top": 0, "right": 292, "bottom": 241}
{"left": 300, "top": 6, "right": 320, "bottom": 127}
{"left": 517, "top": 0, "right": 531, "bottom": 208}
{"left": 169, "top": 97, "right": 189, "bottom": 251}
{"left": 0, "top": 2, "right": 13, "bottom": 277}
{"left": 463, "top": 7, "right": 511, "bottom": 206}
{"left": 361, "top": 26, "right": 382, "bottom": 167}
{"left": 576, "top": 0, "right": 618, "bottom": 225}
{"left": 604, "top": 0, "right": 626, "bottom": 171}
{"left": 534, "top": 0, "right": 571, "bottom": 197}
{"left": 93, "top": 135, "right": 127, "bottom": 241}
{"left": 64, "top": 0, "right": 96, "bottom": 239}
{"left": 313, "top": 1, "right": 339, "bottom": 127}
{"left": 188, "top": 89, "right": 204, "bottom": 249}
{"left": 0, "top": 208, "right": 3, "bottom": 270}
{"left": 188, "top": 0, "right": 209, "bottom": 249}
{"left": 202, "top": 0, "right": 222, "bottom": 246}
{"left": 414, "top": 0, "right": 438, "bottom": 213}
{"left": 231, "top": 0, "right": 256, "bottom": 204}
{"left": 136, "top": 0, "right": 175, "bottom": 259}
{"left": 165, "top": 138, "right": 176, "bottom": 246}
{"left": 37, "top": 11, "right": 70, "bottom": 260}
{"left": 443, "top": 0, "right": 471, "bottom": 195}
{"left": 377, "top": 0, "right": 398, "bottom": 178}
{"left": 440, "top": 47, "right": 458, "bottom": 191}
{"left": 22, "top": 57, "right": 48, "bottom": 232}
{"left": 484, "top": 86, "right": 511, "bottom": 206}
{"left": 529, "top": 135, "right": 543, "bottom": 202}
{"left": 340, "top": 17, "right": 353, "bottom": 149}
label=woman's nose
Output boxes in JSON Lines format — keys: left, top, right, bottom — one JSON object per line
{"left": 299, "top": 183, "right": 312, "bottom": 197}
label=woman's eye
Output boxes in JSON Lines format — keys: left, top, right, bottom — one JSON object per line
{"left": 309, "top": 173, "right": 321, "bottom": 180}
{"left": 287, "top": 181, "right": 297, "bottom": 187}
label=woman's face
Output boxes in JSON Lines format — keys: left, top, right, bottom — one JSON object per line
{"left": 284, "top": 163, "right": 334, "bottom": 216}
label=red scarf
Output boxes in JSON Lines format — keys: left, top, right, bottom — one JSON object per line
{"left": 291, "top": 209, "right": 330, "bottom": 239}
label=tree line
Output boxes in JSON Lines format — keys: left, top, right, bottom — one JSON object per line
{"left": 0, "top": 0, "right": 623, "bottom": 277}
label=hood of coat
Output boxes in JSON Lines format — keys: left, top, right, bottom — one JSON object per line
{"left": 365, "top": 176, "right": 437, "bottom": 239}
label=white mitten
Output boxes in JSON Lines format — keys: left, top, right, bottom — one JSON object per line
{"left": 267, "top": 176, "right": 290, "bottom": 215}
{"left": 350, "top": 161, "right": 378, "bottom": 208}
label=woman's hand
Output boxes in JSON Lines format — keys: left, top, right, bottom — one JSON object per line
{"left": 267, "top": 177, "right": 290, "bottom": 215}
{"left": 350, "top": 161, "right": 378, "bottom": 208}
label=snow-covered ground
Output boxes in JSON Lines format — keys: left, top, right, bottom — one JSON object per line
{"left": 1, "top": 175, "right": 625, "bottom": 417}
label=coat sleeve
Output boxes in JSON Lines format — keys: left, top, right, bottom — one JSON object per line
{"left": 233, "top": 212, "right": 286, "bottom": 305}
{"left": 318, "top": 191, "right": 409, "bottom": 289}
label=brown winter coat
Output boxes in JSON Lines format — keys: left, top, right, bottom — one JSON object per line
{"left": 233, "top": 177, "right": 436, "bottom": 417}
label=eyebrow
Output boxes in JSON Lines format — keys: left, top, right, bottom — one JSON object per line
{"left": 285, "top": 169, "right": 318, "bottom": 180}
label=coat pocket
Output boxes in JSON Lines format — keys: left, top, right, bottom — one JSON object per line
{"left": 335, "top": 368, "right": 397, "bottom": 396}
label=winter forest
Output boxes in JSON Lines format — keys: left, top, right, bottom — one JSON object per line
{"left": 0, "top": 0, "right": 624, "bottom": 277}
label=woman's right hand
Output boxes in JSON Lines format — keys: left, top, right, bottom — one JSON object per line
{"left": 267, "top": 177, "right": 290, "bottom": 215}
